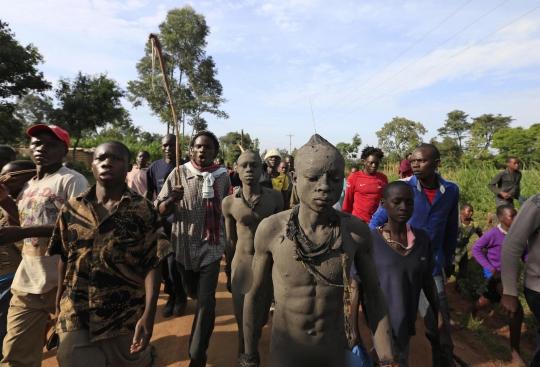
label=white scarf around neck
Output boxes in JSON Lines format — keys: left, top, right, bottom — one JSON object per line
{"left": 184, "top": 162, "right": 228, "bottom": 199}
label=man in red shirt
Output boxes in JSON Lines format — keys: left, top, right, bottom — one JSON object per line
{"left": 343, "top": 147, "right": 388, "bottom": 224}
{"left": 399, "top": 153, "right": 413, "bottom": 179}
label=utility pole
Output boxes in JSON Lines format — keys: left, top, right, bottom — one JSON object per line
{"left": 286, "top": 132, "right": 294, "bottom": 154}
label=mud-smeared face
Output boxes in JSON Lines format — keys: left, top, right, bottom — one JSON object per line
{"left": 237, "top": 151, "right": 262, "bottom": 186}
{"left": 295, "top": 139, "right": 344, "bottom": 213}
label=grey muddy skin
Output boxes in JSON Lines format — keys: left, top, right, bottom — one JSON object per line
{"left": 242, "top": 135, "right": 394, "bottom": 367}
{"left": 222, "top": 150, "right": 284, "bottom": 357}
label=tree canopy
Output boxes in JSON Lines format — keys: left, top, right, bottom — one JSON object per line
{"left": 492, "top": 124, "right": 540, "bottom": 165}
{"left": 466, "top": 114, "right": 513, "bottom": 159}
{"left": 0, "top": 21, "right": 51, "bottom": 115}
{"left": 218, "top": 131, "right": 257, "bottom": 164}
{"left": 55, "top": 72, "right": 125, "bottom": 160}
{"left": 127, "top": 6, "right": 227, "bottom": 135}
{"left": 437, "top": 110, "right": 470, "bottom": 148}
{"left": 336, "top": 133, "right": 362, "bottom": 160}
{"left": 376, "top": 117, "right": 427, "bottom": 158}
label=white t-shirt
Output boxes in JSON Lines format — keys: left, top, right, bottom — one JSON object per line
{"left": 12, "top": 166, "right": 89, "bottom": 294}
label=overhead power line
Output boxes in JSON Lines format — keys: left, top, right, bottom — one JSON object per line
{"left": 314, "top": 0, "right": 474, "bottom": 122}
{"left": 317, "top": 0, "right": 509, "bottom": 125}
{"left": 319, "top": 3, "right": 540, "bottom": 127}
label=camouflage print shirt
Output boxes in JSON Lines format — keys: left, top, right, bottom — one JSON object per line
{"left": 48, "top": 185, "right": 173, "bottom": 342}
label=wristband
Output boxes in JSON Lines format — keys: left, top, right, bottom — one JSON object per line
{"left": 380, "top": 361, "right": 399, "bottom": 367}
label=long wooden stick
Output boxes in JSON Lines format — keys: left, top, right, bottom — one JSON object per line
{"left": 149, "top": 34, "right": 181, "bottom": 184}
{"left": 238, "top": 129, "right": 245, "bottom": 152}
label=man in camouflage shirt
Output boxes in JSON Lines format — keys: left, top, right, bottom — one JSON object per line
{"left": 49, "top": 141, "right": 173, "bottom": 367}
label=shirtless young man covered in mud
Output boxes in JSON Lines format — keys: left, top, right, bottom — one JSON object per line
{"left": 222, "top": 150, "right": 284, "bottom": 357}
{"left": 241, "top": 135, "right": 395, "bottom": 367}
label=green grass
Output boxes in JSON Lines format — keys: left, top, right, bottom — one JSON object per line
{"left": 464, "top": 314, "right": 509, "bottom": 361}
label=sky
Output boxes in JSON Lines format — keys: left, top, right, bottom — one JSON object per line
{"left": 4, "top": 0, "right": 540, "bottom": 153}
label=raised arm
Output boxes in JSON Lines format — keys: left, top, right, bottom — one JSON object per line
{"left": 352, "top": 220, "right": 394, "bottom": 361}
{"left": 0, "top": 224, "right": 55, "bottom": 246}
{"left": 0, "top": 185, "right": 19, "bottom": 226}
{"left": 242, "top": 219, "right": 274, "bottom": 363}
{"left": 156, "top": 170, "right": 183, "bottom": 217}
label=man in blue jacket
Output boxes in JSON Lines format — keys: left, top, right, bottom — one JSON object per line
{"left": 371, "top": 143, "right": 458, "bottom": 366}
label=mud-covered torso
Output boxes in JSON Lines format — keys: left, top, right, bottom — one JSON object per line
{"left": 231, "top": 187, "right": 280, "bottom": 257}
{"left": 268, "top": 210, "right": 357, "bottom": 351}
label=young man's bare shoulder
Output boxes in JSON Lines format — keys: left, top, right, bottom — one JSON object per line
{"left": 257, "top": 210, "right": 290, "bottom": 234}
{"left": 266, "top": 188, "right": 283, "bottom": 200}
{"left": 222, "top": 194, "right": 235, "bottom": 208}
{"left": 337, "top": 211, "right": 371, "bottom": 242}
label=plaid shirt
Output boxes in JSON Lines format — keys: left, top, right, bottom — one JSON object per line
{"left": 48, "top": 186, "right": 173, "bottom": 342}
{"left": 156, "top": 165, "right": 230, "bottom": 271}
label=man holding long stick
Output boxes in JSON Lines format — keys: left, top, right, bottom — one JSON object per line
{"left": 157, "top": 130, "right": 230, "bottom": 367}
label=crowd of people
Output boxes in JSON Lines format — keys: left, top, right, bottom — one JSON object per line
{"left": 0, "top": 124, "right": 538, "bottom": 367}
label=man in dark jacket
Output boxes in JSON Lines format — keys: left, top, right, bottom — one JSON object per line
{"left": 487, "top": 157, "right": 521, "bottom": 207}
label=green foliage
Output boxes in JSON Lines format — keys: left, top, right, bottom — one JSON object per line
{"left": 0, "top": 21, "right": 51, "bottom": 115}
{"left": 77, "top": 119, "right": 191, "bottom": 163}
{"left": 336, "top": 133, "right": 362, "bottom": 160}
{"left": 376, "top": 117, "right": 427, "bottom": 158}
{"left": 218, "top": 131, "right": 255, "bottom": 164}
{"left": 492, "top": 124, "right": 540, "bottom": 165}
{"left": 466, "top": 114, "right": 513, "bottom": 159}
{"left": 15, "top": 94, "right": 55, "bottom": 127}
{"left": 54, "top": 72, "right": 125, "bottom": 161}
{"left": 127, "top": 6, "right": 227, "bottom": 134}
{"left": 437, "top": 110, "right": 470, "bottom": 148}
{"left": 0, "top": 109, "right": 24, "bottom": 145}
{"left": 430, "top": 136, "right": 463, "bottom": 167}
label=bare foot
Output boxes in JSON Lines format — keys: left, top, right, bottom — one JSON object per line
{"left": 487, "top": 212, "right": 493, "bottom": 226}
{"left": 510, "top": 348, "right": 526, "bottom": 366}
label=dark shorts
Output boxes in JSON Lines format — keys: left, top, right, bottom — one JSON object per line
{"left": 476, "top": 276, "right": 502, "bottom": 303}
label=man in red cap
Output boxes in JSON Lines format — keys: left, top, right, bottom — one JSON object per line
{"left": 0, "top": 124, "right": 89, "bottom": 367}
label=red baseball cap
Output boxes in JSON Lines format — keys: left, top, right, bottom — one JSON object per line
{"left": 27, "top": 125, "right": 70, "bottom": 149}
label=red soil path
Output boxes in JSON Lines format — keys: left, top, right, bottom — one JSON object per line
{"left": 41, "top": 260, "right": 535, "bottom": 366}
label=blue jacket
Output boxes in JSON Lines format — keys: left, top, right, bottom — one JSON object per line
{"left": 370, "top": 174, "right": 459, "bottom": 276}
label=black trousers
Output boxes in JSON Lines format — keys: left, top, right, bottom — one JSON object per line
{"left": 524, "top": 287, "right": 540, "bottom": 367}
{"left": 177, "top": 259, "right": 221, "bottom": 367}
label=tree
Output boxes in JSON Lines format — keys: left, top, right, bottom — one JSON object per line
{"left": 55, "top": 72, "right": 125, "bottom": 160}
{"left": 15, "top": 93, "right": 55, "bottom": 127}
{"left": 430, "top": 136, "right": 463, "bottom": 166}
{"left": 0, "top": 21, "right": 51, "bottom": 115}
{"left": 187, "top": 56, "right": 228, "bottom": 134}
{"left": 492, "top": 124, "right": 540, "bottom": 165}
{"left": 376, "top": 117, "right": 427, "bottom": 158}
{"left": 219, "top": 131, "right": 255, "bottom": 164}
{"left": 437, "top": 110, "right": 470, "bottom": 148}
{"left": 0, "top": 110, "right": 24, "bottom": 145}
{"left": 336, "top": 133, "right": 362, "bottom": 160}
{"left": 127, "top": 6, "right": 227, "bottom": 134}
{"left": 466, "top": 114, "right": 513, "bottom": 159}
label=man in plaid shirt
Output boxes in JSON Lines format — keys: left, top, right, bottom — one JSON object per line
{"left": 156, "top": 131, "right": 230, "bottom": 367}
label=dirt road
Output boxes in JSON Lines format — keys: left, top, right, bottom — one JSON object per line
{"left": 41, "top": 260, "right": 534, "bottom": 366}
